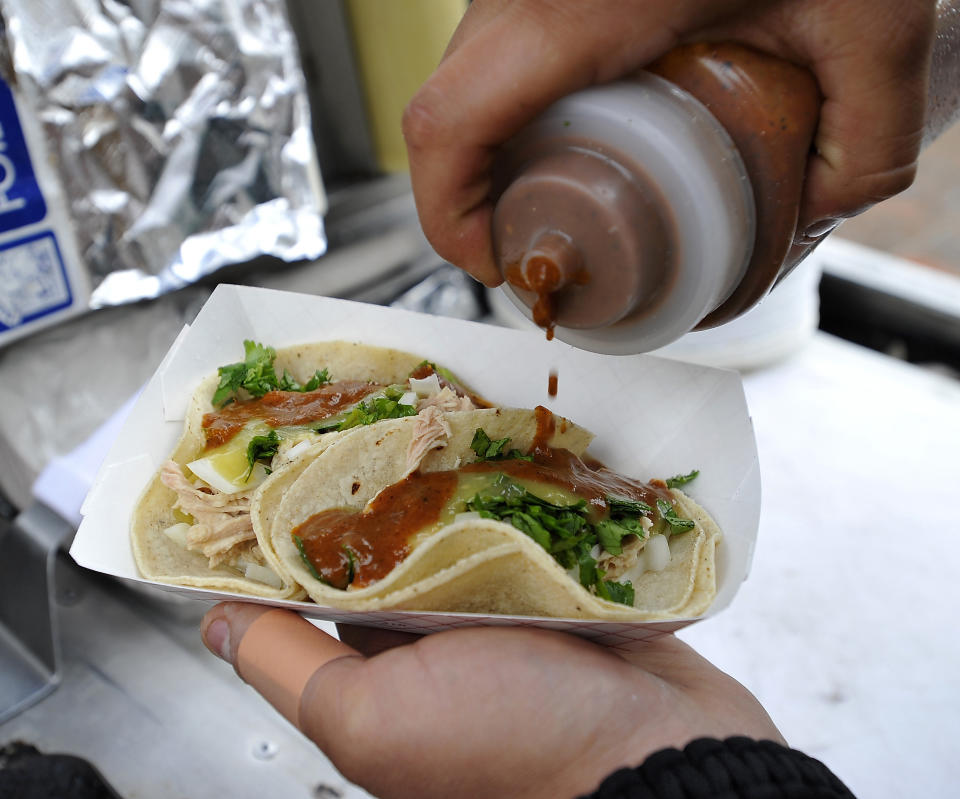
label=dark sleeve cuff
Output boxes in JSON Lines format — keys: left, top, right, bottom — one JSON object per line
{"left": 580, "top": 737, "right": 856, "bottom": 799}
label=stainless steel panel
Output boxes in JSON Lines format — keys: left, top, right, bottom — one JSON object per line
{"left": 0, "top": 553, "right": 371, "bottom": 798}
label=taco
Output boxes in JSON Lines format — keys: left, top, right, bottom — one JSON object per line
{"left": 131, "top": 340, "right": 487, "bottom": 598}
{"left": 270, "top": 406, "right": 720, "bottom": 620}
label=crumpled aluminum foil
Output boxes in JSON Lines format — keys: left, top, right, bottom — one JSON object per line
{"left": 0, "top": 0, "right": 326, "bottom": 308}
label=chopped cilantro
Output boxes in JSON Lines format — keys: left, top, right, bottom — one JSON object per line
{"left": 213, "top": 341, "right": 280, "bottom": 406}
{"left": 279, "top": 367, "right": 330, "bottom": 392}
{"left": 597, "top": 578, "right": 635, "bottom": 606}
{"left": 506, "top": 510, "right": 552, "bottom": 550}
{"left": 595, "top": 517, "right": 646, "bottom": 556}
{"left": 245, "top": 430, "right": 280, "bottom": 479}
{"left": 472, "top": 428, "right": 509, "bottom": 458}
{"left": 470, "top": 428, "right": 534, "bottom": 462}
{"left": 666, "top": 469, "right": 700, "bottom": 489}
{"left": 465, "top": 475, "right": 637, "bottom": 606}
{"left": 577, "top": 551, "right": 599, "bottom": 589}
{"left": 656, "top": 498, "right": 696, "bottom": 534}
{"left": 293, "top": 534, "right": 324, "bottom": 583}
{"left": 461, "top": 473, "right": 696, "bottom": 605}
{"left": 212, "top": 340, "right": 333, "bottom": 407}
{"left": 303, "top": 369, "right": 332, "bottom": 391}
{"left": 335, "top": 386, "right": 417, "bottom": 431}
{"left": 606, "top": 494, "right": 653, "bottom": 517}
{"left": 343, "top": 546, "right": 358, "bottom": 586}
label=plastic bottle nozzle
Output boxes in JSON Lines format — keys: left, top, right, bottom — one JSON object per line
{"left": 518, "top": 230, "right": 581, "bottom": 292}
{"left": 493, "top": 148, "right": 674, "bottom": 332}
{"left": 506, "top": 230, "right": 583, "bottom": 333}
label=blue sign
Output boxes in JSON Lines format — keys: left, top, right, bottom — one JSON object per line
{"left": 0, "top": 77, "right": 47, "bottom": 233}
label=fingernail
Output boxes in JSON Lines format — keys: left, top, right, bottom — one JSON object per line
{"left": 801, "top": 218, "right": 841, "bottom": 240}
{"left": 203, "top": 617, "right": 232, "bottom": 662}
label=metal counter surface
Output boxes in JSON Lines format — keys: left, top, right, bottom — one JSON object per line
{"left": 0, "top": 557, "right": 371, "bottom": 798}
{"left": 1, "top": 329, "right": 957, "bottom": 798}
{"left": 680, "top": 332, "right": 960, "bottom": 799}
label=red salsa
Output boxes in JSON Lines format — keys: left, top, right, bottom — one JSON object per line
{"left": 201, "top": 380, "right": 382, "bottom": 449}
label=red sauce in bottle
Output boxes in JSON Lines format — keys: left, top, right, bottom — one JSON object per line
{"left": 648, "top": 42, "right": 821, "bottom": 327}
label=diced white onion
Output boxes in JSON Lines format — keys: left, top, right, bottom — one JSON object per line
{"left": 243, "top": 562, "right": 284, "bottom": 589}
{"left": 163, "top": 522, "right": 191, "bottom": 548}
{"left": 284, "top": 439, "right": 313, "bottom": 461}
{"left": 453, "top": 511, "right": 483, "bottom": 523}
{"left": 645, "top": 534, "right": 671, "bottom": 572}
{"left": 409, "top": 374, "right": 442, "bottom": 397}
{"left": 399, "top": 390, "right": 418, "bottom": 407}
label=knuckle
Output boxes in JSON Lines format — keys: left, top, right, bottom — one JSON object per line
{"left": 865, "top": 161, "right": 919, "bottom": 202}
{"left": 841, "top": 161, "right": 919, "bottom": 215}
{"left": 402, "top": 86, "right": 447, "bottom": 149}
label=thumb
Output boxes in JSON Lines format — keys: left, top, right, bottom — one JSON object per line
{"left": 201, "top": 602, "right": 362, "bottom": 729}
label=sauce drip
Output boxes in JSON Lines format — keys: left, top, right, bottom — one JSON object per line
{"left": 202, "top": 380, "right": 381, "bottom": 449}
{"left": 547, "top": 370, "right": 558, "bottom": 398}
{"left": 504, "top": 260, "right": 557, "bottom": 340}
{"left": 504, "top": 258, "right": 589, "bottom": 342}
{"left": 293, "top": 440, "right": 672, "bottom": 589}
{"left": 532, "top": 404, "right": 556, "bottom": 453}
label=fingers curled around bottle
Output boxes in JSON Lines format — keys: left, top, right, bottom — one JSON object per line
{"left": 797, "top": 1, "right": 936, "bottom": 230}
{"left": 402, "top": 0, "right": 688, "bottom": 287}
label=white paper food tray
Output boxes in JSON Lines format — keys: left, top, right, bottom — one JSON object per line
{"left": 71, "top": 284, "right": 760, "bottom": 650}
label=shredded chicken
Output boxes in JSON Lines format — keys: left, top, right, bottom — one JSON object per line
{"left": 405, "top": 405, "right": 451, "bottom": 474}
{"left": 403, "top": 387, "right": 476, "bottom": 474}
{"left": 417, "top": 386, "right": 475, "bottom": 413}
{"left": 597, "top": 516, "right": 654, "bottom": 579}
{"left": 160, "top": 461, "right": 256, "bottom": 567}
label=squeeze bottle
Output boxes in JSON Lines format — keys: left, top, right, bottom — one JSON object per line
{"left": 492, "top": 42, "right": 820, "bottom": 354}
